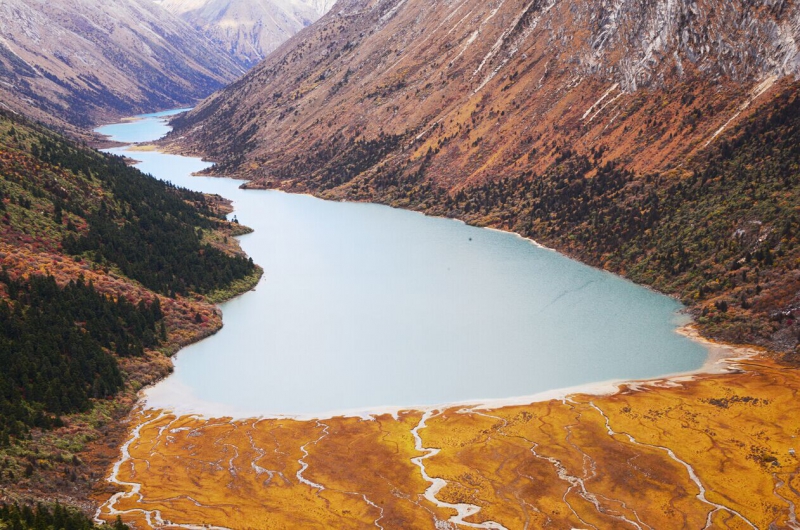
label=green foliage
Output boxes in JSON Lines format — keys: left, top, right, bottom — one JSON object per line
{"left": 25, "top": 134, "right": 257, "bottom": 296}
{"left": 0, "top": 110, "right": 256, "bottom": 298}
{"left": 0, "top": 110, "right": 261, "bottom": 447}
{"left": 204, "top": 266, "right": 263, "bottom": 304}
{"left": 0, "top": 270, "right": 164, "bottom": 444}
{"left": 0, "top": 111, "right": 263, "bottom": 503}
{"left": 278, "top": 132, "right": 405, "bottom": 190}
{"left": 64, "top": 199, "right": 255, "bottom": 296}
{"left": 0, "top": 502, "right": 128, "bottom": 530}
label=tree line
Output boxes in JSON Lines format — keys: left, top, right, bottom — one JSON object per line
{"left": 32, "top": 134, "right": 256, "bottom": 297}
{"left": 0, "top": 271, "right": 165, "bottom": 445}
{"left": 0, "top": 502, "right": 128, "bottom": 530}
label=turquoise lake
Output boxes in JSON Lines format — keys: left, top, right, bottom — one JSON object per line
{"left": 97, "top": 110, "right": 707, "bottom": 418}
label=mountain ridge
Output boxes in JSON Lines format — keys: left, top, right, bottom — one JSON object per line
{"left": 169, "top": 0, "right": 800, "bottom": 179}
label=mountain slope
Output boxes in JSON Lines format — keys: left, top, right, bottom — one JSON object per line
{"left": 0, "top": 109, "right": 260, "bottom": 509}
{"left": 0, "top": 0, "right": 245, "bottom": 133}
{"left": 154, "top": 0, "right": 334, "bottom": 67}
{"left": 168, "top": 0, "right": 800, "bottom": 354}
{"left": 171, "top": 0, "right": 800, "bottom": 177}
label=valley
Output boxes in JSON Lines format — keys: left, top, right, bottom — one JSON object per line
{"left": 166, "top": 0, "right": 800, "bottom": 357}
{"left": 155, "top": 0, "right": 334, "bottom": 68}
{"left": 0, "top": 0, "right": 799, "bottom": 527}
{"left": 95, "top": 112, "right": 701, "bottom": 416}
{"left": 0, "top": 0, "right": 244, "bottom": 137}
{"left": 87, "top": 108, "right": 799, "bottom": 529}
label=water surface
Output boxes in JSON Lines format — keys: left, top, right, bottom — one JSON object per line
{"left": 98, "top": 111, "right": 707, "bottom": 417}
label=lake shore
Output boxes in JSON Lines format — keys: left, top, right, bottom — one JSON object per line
{"left": 96, "top": 350, "right": 799, "bottom": 529}
{"left": 112, "top": 111, "right": 764, "bottom": 425}
{"left": 134, "top": 322, "right": 752, "bottom": 423}
{"left": 93, "top": 111, "right": 796, "bottom": 528}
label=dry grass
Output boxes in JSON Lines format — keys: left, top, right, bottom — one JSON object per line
{"left": 95, "top": 357, "right": 800, "bottom": 529}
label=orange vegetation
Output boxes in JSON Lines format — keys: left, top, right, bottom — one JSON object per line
{"left": 0, "top": 120, "right": 259, "bottom": 507}
{"left": 96, "top": 356, "right": 800, "bottom": 529}
{"left": 0, "top": 240, "right": 222, "bottom": 358}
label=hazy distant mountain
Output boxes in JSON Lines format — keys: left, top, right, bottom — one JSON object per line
{"left": 0, "top": 0, "right": 244, "bottom": 133}
{"left": 155, "top": 0, "right": 336, "bottom": 68}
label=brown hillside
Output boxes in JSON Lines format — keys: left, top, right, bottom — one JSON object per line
{"left": 168, "top": 0, "right": 800, "bottom": 355}
{"left": 0, "top": 0, "right": 245, "bottom": 135}
{"left": 170, "top": 0, "right": 797, "bottom": 180}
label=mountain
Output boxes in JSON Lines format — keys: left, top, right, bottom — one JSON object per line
{"left": 0, "top": 0, "right": 245, "bottom": 134}
{"left": 154, "top": 0, "right": 336, "bottom": 68}
{"left": 168, "top": 0, "right": 800, "bottom": 355}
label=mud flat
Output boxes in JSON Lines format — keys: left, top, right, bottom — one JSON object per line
{"left": 94, "top": 348, "right": 799, "bottom": 529}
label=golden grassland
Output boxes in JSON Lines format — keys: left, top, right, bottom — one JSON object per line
{"left": 95, "top": 353, "right": 800, "bottom": 529}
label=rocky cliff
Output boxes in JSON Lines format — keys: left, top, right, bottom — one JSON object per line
{"left": 169, "top": 0, "right": 800, "bottom": 354}
{"left": 0, "top": 0, "right": 245, "bottom": 133}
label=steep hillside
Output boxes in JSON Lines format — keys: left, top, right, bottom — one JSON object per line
{"left": 169, "top": 0, "right": 800, "bottom": 354}
{"left": 0, "top": 0, "right": 245, "bottom": 134}
{"left": 170, "top": 0, "right": 800, "bottom": 177}
{"left": 0, "top": 110, "right": 259, "bottom": 511}
{"left": 155, "top": 0, "right": 335, "bottom": 67}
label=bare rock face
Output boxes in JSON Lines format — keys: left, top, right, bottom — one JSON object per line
{"left": 564, "top": 0, "right": 799, "bottom": 89}
{"left": 307, "top": 0, "right": 337, "bottom": 15}
{"left": 0, "top": 0, "right": 245, "bottom": 132}
{"left": 170, "top": 0, "right": 799, "bottom": 184}
{"left": 154, "top": 0, "right": 336, "bottom": 68}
